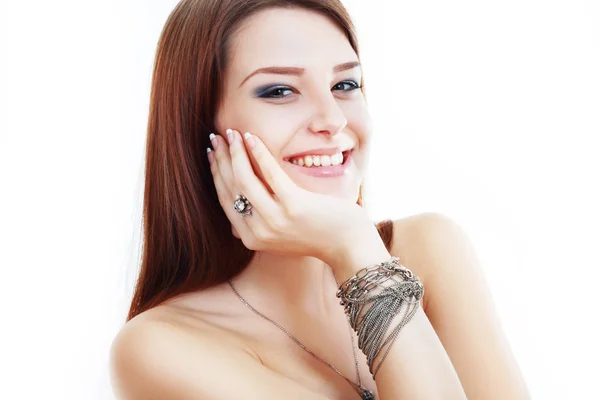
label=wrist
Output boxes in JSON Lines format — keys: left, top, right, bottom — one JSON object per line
{"left": 326, "top": 217, "right": 392, "bottom": 285}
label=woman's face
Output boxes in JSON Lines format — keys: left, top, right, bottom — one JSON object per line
{"left": 215, "top": 7, "right": 372, "bottom": 201}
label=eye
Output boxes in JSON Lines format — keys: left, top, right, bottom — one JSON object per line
{"left": 332, "top": 80, "right": 361, "bottom": 92}
{"left": 255, "top": 85, "right": 295, "bottom": 99}
{"left": 254, "top": 80, "right": 362, "bottom": 100}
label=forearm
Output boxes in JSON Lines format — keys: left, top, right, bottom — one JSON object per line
{"left": 329, "top": 226, "right": 467, "bottom": 400}
{"left": 371, "top": 306, "right": 466, "bottom": 399}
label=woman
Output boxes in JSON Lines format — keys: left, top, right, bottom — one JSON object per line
{"left": 110, "top": 0, "right": 530, "bottom": 399}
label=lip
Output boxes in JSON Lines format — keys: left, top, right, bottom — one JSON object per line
{"left": 284, "top": 150, "right": 354, "bottom": 178}
{"left": 283, "top": 146, "right": 352, "bottom": 160}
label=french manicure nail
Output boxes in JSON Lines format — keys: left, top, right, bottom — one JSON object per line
{"left": 209, "top": 133, "right": 218, "bottom": 149}
{"left": 226, "top": 128, "right": 233, "bottom": 143}
{"left": 206, "top": 147, "right": 214, "bottom": 163}
{"left": 244, "top": 132, "right": 256, "bottom": 149}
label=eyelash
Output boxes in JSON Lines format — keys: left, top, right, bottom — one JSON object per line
{"left": 255, "top": 80, "right": 362, "bottom": 99}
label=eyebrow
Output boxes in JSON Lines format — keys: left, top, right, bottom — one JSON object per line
{"left": 238, "top": 61, "right": 361, "bottom": 88}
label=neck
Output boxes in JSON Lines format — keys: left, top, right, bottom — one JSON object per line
{"left": 230, "top": 251, "right": 341, "bottom": 320}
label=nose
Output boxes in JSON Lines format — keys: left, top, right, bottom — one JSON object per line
{"left": 307, "top": 93, "right": 347, "bottom": 136}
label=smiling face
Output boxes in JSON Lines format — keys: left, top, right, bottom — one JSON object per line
{"left": 215, "top": 7, "right": 373, "bottom": 200}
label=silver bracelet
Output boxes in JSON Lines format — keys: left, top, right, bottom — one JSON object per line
{"left": 336, "top": 257, "right": 425, "bottom": 378}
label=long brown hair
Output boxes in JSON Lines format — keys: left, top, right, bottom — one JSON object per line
{"left": 126, "top": 0, "right": 393, "bottom": 321}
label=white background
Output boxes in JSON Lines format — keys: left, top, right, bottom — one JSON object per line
{"left": 1, "top": 0, "right": 598, "bottom": 398}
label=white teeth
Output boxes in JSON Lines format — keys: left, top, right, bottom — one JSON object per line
{"left": 289, "top": 152, "right": 345, "bottom": 168}
{"left": 304, "top": 155, "right": 313, "bottom": 167}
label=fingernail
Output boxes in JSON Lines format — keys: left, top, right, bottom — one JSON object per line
{"left": 226, "top": 128, "right": 233, "bottom": 143}
{"left": 244, "top": 132, "right": 256, "bottom": 149}
{"left": 209, "top": 133, "right": 218, "bottom": 149}
{"left": 207, "top": 147, "right": 214, "bottom": 164}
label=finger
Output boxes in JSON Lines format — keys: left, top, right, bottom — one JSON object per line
{"left": 209, "top": 133, "right": 235, "bottom": 197}
{"left": 208, "top": 146, "right": 234, "bottom": 215}
{"left": 208, "top": 143, "right": 258, "bottom": 241}
{"left": 228, "top": 129, "right": 278, "bottom": 214}
{"left": 240, "top": 131, "right": 297, "bottom": 200}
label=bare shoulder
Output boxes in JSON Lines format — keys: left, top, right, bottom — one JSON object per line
{"left": 108, "top": 307, "right": 242, "bottom": 399}
{"left": 109, "top": 304, "right": 329, "bottom": 400}
{"left": 388, "top": 213, "right": 531, "bottom": 399}
{"left": 387, "top": 212, "right": 476, "bottom": 310}
{"left": 389, "top": 212, "right": 467, "bottom": 252}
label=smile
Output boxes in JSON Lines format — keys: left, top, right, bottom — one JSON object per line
{"left": 284, "top": 150, "right": 353, "bottom": 178}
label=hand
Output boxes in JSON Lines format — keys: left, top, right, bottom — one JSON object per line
{"left": 207, "top": 128, "right": 380, "bottom": 268}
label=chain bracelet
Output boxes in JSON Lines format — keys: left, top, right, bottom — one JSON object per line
{"left": 336, "top": 257, "right": 425, "bottom": 378}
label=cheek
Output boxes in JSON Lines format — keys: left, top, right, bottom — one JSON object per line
{"left": 216, "top": 100, "right": 293, "bottom": 189}
{"left": 231, "top": 103, "right": 300, "bottom": 157}
{"left": 346, "top": 102, "right": 373, "bottom": 147}
{"left": 217, "top": 98, "right": 289, "bottom": 153}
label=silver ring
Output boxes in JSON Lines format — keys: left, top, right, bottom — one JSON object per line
{"left": 233, "top": 194, "right": 253, "bottom": 217}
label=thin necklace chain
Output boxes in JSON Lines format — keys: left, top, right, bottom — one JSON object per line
{"left": 227, "top": 279, "right": 373, "bottom": 399}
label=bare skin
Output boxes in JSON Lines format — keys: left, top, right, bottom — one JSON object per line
{"left": 110, "top": 217, "right": 420, "bottom": 400}
{"left": 110, "top": 7, "right": 530, "bottom": 400}
{"left": 110, "top": 214, "right": 530, "bottom": 399}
